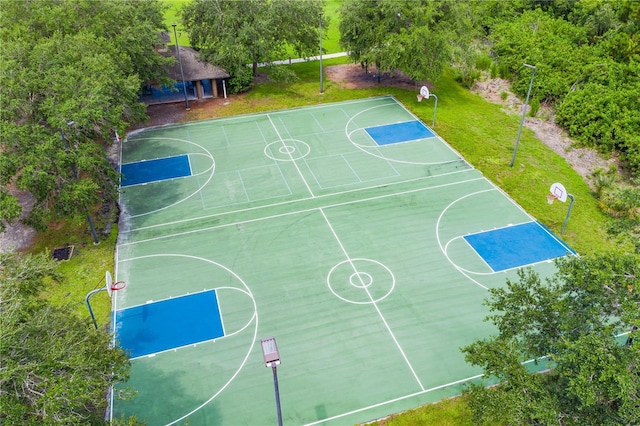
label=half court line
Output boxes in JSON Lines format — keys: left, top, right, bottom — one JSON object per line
{"left": 319, "top": 209, "right": 425, "bottom": 392}
{"left": 267, "top": 113, "right": 315, "bottom": 197}
{"left": 120, "top": 169, "right": 480, "bottom": 236}
{"left": 119, "top": 176, "right": 486, "bottom": 249}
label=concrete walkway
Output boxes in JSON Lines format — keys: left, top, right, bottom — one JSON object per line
{"left": 260, "top": 51, "right": 348, "bottom": 67}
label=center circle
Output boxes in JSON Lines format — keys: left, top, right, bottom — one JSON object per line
{"left": 327, "top": 258, "right": 395, "bottom": 305}
{"left": 279, "top": 145, "right": 296, "bottom": 154}
{"left": 264, "top": 139, "right": 311, "bottom": 161}
{"left": 350, "top": 271, "right": 373, "bottom": 288}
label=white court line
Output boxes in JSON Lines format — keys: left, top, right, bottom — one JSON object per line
{"left": 122, "top": 138, "right": 216, "bottom": 219}
{"left": 310, "top": 110, "right": 326, "bottom": 133}
{"left": 236, "top": 170, "right": 251, "bottom": 203}
{"left": 121, "top": 168, "right": 477, "bottom": 236}
{"left": 303, "top": 372, "right": 484, "bottom": 426}
{"left": 118, "top": 176, "right": 486, "bottom": 249}
{"left": 268, "top": 113, "right": 315, "bottom": 197}
{"left": 259, "top": 122, "right": 296, "bottom": 196}
{"left": 435, "top": 189, "right": 498, "bottom": 291}
{"left": 344, "top": 103, "right": 468, "bottom": 166}
{"left": 535, "top": 221, "right": 576, "bottom": 255}
{"left": 392, "top": 97, "right": 472, "bottom": 166}
{"left": 149, "top": 96, "right": 398, "bottom": 133}
{"left": 319, "top": 208, "right": 425, "bottom": 391}
{"left": 112, "top": 253, "right": 259, "bottom": 426}
{"left": 443, "top": 234, "right": 561, "bottom": 276}
{"left": 447, "top": 234, "right": 497, "bottom": 274}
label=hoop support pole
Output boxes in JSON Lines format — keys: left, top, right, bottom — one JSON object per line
{"left": 561, "top": 193, "right": 575, "bottom": 235}
{"left": 430, "top": 94, "right": 438, "bottom": 127}
{"left": 85, "top": 287, "right": 107, "bottom": 329}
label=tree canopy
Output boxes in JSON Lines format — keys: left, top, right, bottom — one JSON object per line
{"left": 181, "top": 0, "right": 328, "bottom": 93}
{"left": 0, "top": 0, "right": 171, "bottom": 234}
{"left": 337, "top": 0, "right": 639, "bottom": 177}
{"left": 484, "top": 0, "right": 640, "bottom": 176}
{"left": 0, "top": 251, "right": 131, "bottom": 424}
{"left": 339, "top": 0, "right": 479, "bottom": 84}
{"left": 462, "top": 253, "right": 640, "bottom": 425}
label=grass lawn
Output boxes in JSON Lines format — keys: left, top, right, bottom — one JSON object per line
{"left": 29, "top": 3, "right": 626, "bottom": 424}
{"left": 33, "top": 218, "right": 118, "bottom": 330}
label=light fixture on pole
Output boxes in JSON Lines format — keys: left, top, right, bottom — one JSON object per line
{"left": 261, "top": 337, "right": 283, "bottom": 426}
{"left": 172, "top": 23, "right": 190, "bottom": 111}
{"left": 510, "top": 63, "right": 536, "bottom": 168}
{"left": 319, "top": 12, "right": 324, "bottom": 94}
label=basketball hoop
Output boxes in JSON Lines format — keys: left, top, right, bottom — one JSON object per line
{"left": 417, "top": 86, "right": 429, "bottom": 103}
{"left": 87, "top": 273, "right": 126, "bottom": 329}
{"left": 111, "top": 281, "right": 126, "bottom": 292}
{"left": 546, "top": 193, "right": 557, "bottom": 204}
{"left": 105, "top": 271, "right": 126, "bottom": 297}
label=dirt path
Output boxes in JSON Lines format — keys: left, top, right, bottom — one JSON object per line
{"left": 471, "top": 77, "right": 616, "bottom": 181}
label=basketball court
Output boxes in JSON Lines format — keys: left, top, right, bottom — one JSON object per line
{"left": 110, "top": 96, "right": 575, "bottom": 425}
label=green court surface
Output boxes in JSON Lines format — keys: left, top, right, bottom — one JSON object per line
{"left": 111, "top": 97, "right": 569, "bottom": 425}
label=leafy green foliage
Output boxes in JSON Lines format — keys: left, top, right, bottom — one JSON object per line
{"left": 338, "top": 0, "right": 479, "bottom": 84}
{"left": 462, "top": 253, "right": 640, "bottom": 425}
{"left": 0, "top": 187, "right": 21, "bottom": 233}
{"left": 556, "top": 59, "right": 640, "bottom": 173}
{"left": 0, "top": 251, "right": 131, "bottom": 424}
{"left": 599, "top": 184, "right": 640, "bottom": 251}
{"left": 0, "top": 0, "right": 169, "bottom": 234}
{"left": 181, "top": 0, "right": 327, "bottom": 91}
{"left": 490, "top": 9, "right": 596, "bottom": 102}
{"left": 484, "top": 3, "right": 640, "bottom": 177}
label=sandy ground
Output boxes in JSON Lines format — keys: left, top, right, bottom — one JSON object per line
{"left": 1, "top": 64, "right": 612, "bottom": 252}
{"left": 471, "top": 77, "right": 617, "bottom": 179}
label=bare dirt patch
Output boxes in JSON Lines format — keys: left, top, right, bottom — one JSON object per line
{"left": 324, "top": 63, "right": 429, "bottom": 91}
{"left": 0, "top": 187, "right": 37, "bottom": 253}
{"left": 471, "top": 77, "right": 617, "bottom": 182}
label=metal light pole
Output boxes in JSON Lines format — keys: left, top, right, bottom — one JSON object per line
{"left": 172, "top": 24, "right": 190, "bottom": 110}
{"left": 509, "top": 63, "right": 536, "bottom": 168}
{"left": 319, "top": 12, "right": 324, "bottom": 94}
{"left": 261, "top": 337, "right": 283, "bottom": 426}
{"left": 60, "top": 121, "right": 99, "bottom": 245}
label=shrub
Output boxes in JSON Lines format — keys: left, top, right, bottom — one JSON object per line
{"left": 475, "top": 54, "right": 492, "bottom": 71}
{"left": 490, "top": 62, "right": 498, "bottom": 79}
{"left": 528, "top": 98, "right": 540, "bottom": 117}
{"left": 227, "top": 66, "right": 254, "bottom": 94}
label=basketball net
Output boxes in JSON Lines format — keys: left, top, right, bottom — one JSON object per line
{"left": 417, "top": 94, "right": 424, "bottom": 102}
{"left": 546, "top": 193, "right": 557, "bottom": 204}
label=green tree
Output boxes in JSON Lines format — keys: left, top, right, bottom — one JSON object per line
{"left": 0, "top": 251, "right": 132, "bottom": 424}
{"left": 0, "top": 0, "right": 170, "bottom": 234}
{"left": 484, "top": 3, "right": 640, "bottom": 177}
{"left": 339, "top": 0, "right": 479, "bottom": 84}
{"left": 181, "top": 0, "right": 327, "bottom": 93}
{"left": 489, "top": 8, "right": 599, "bottom": 102}
{"left": 462, "top": 253, "right": 640, "bottom": 425}
{"left": 556, "top": 59, "right": 640, "bottom": 176}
